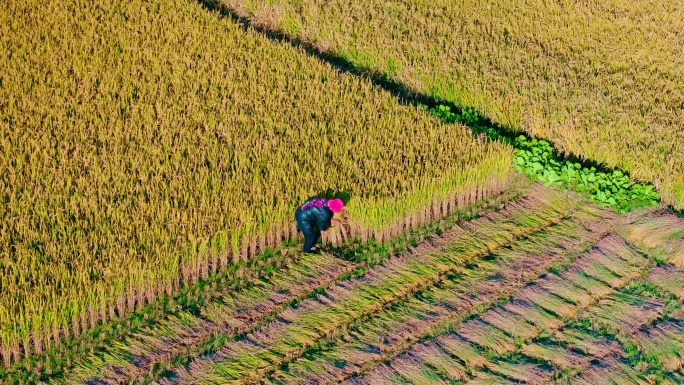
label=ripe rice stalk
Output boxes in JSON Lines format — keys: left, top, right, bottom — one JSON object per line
{"left": 517, "top": 286, "right": 578, "bottom": 319}
{"left": 456, "top": 320, "right": 517, "bottom": 355}
{"left": 633, "top": 320, "right": 684, "bottom": 371}
{"left": 519, "top": 342, "right": 589, "bottom": 371}
{"left": 502, "top": 300, "right": 564, "bottom": 330}
{"left": 484, "top": 359, "right": 553, "bottom": 384}
{"left": 624, "top": 214, "right": 684, "bottom": 268}
{"left": 581, "top": 292, "right": 665, "bottom": 334}
{"left": 388, "top": 354, "right": 450, "bottom": 385}
{"left": 0, "top": 0, "right": 514, "bottom": 367}
{"left": 410, "top": 341, "right": 468, "bottom": 381}
{"left": 215, "top": 0, "right": 684, "bottom": 209}
{"left": 573, "top": 258, "right": 625, "bottom": 289}
{"left": 646, "top": 266, "right": 684, "bottom": 300}
{"left": 435, "top": 334, "right": 490, "bottom": 368}
{"left": 551, "top": 328, "right": 625, "bottom": 359}
{"left": 468, "top": 370, "right": 516, "bottom": 385}
{"left": 584, "top": 249, "right": 643, "bottom": 281}
{"left": 535, "top": 274, "right": 593, "bottom": 307}
{"left": 597, "top": 234, "right": 648, "bottom": 266}
{"left": 352, "top": 364, "right": 410, "bottom": 385}
{"left": 479, "top": 308, "right": 539, "bottom": 340}
{"left": 559, "top": 267, "right": 616, "bottom": 298}
{"left": 573, "top": 357, "right": 651, "bottom": 385}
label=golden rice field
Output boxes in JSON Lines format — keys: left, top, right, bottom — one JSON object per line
{"left": 2, "top": 0, "right": 684, "bottom": 382}
{"left": 0, "top": 0, "right": 513, "bottom": 368}
{"left": 218, "top": 0, "right": 684, "bottom": 209}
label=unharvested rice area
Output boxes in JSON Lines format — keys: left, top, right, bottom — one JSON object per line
{"left": 215, "top": 0, "right": 684, "bottom": 209}
{"left": 0, "top": 0, "right": 513, "bottom": 367}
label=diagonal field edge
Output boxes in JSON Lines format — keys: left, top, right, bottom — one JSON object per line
{"left": 183, "top": 196, "right": 620, "bottom": 382}
{"left": 193, "top": 0, "right": 666, "bottom": 209}
{"left": 40, "top": 180, "right": 529, "bottom": 384}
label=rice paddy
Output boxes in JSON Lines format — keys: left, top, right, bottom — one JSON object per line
{"left": 0, "top": 0, "right": 511, "bottom": 369}
{"left": 210, "top": 0, "right": 684, "bottom": 210}
{"left": 2, "top": 0, "right": 683, "bottom": 383}
{"left": 4, "top": 183, "right": 669, "bottom": 384}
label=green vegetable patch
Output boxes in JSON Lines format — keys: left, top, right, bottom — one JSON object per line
{"left": 426, "top": 105, "right": 660, "bottom": 213}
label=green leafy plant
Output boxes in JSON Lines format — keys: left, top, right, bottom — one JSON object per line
{"left": 425, "top": 104, "right": 661, "bottom": 212}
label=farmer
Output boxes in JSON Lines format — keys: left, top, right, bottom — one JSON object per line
{"left": 294, "top": 197, "right": 344, "bottom": 253}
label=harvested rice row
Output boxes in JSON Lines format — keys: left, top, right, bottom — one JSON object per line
{"left": 580, "top": 292, "right": 665, "bottom": 335}
{"left": 261, "top": 208, "right": 620, "bottom": 383}
{"left": 489, "top": 266, "right": 666, "bottom": 380}
{"left": 645, "top": 266, "right": 684, "bottom": 302}
{"left": 524, "top": 291, "right": 670, "bottom": 383}
{"left": 633, "top": 320, "right": 684, "bottom": 371}
{"left": 570, "top": 357, "right": 652, "bottom": 385}
{"left": 520, "top": 292, "right": 668, "bottom": 382}
{"left": 163, "top": 187, "right": 577, "bottom": 383}
{"left": 623, "top": 212, "right": 684, "bottom": 268}
{"left": 467, "top": 328, "right": 630, "bottom": 385}
{"left": 353, "top": 234, "right": 652, "bottom": 384}
{"left": 514, "top": 287, "right": 673, "bottom": 385}
{"left": 58, "top": 253, "right": 355, "bottom": 384}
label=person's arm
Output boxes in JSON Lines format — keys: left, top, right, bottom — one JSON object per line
{"left": 314, "top": 208, "right": 332, "bottom": 231}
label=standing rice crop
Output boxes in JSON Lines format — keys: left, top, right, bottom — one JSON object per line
{"left": 218, "top": 0, "right": 684, "bottom": 209}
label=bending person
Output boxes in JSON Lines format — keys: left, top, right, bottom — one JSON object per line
{"left": 294, "top": 197, "right": 344, "bottom": 253}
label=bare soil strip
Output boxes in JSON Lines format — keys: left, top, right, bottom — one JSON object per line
{"left": 159, "top": 186, "right": 577, "bottom": 383}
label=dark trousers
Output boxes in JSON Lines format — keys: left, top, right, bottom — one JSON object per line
{"left": 302, "top": 229, "right": 321, "bottom": 252}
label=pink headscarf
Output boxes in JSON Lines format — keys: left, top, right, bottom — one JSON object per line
{"left": 327, "top": 198, "right": 344, "bottom": 213}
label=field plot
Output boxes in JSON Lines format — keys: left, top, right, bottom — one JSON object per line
{"left": 215, "top": 0, "right": 684, "bottom": 208}
{"left": 0, "top": 0, "right": 512, "bottom": 369}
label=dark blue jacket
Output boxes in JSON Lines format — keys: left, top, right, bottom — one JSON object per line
{"left": 295, "top": 198, "right": 333, "bottom": 233}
